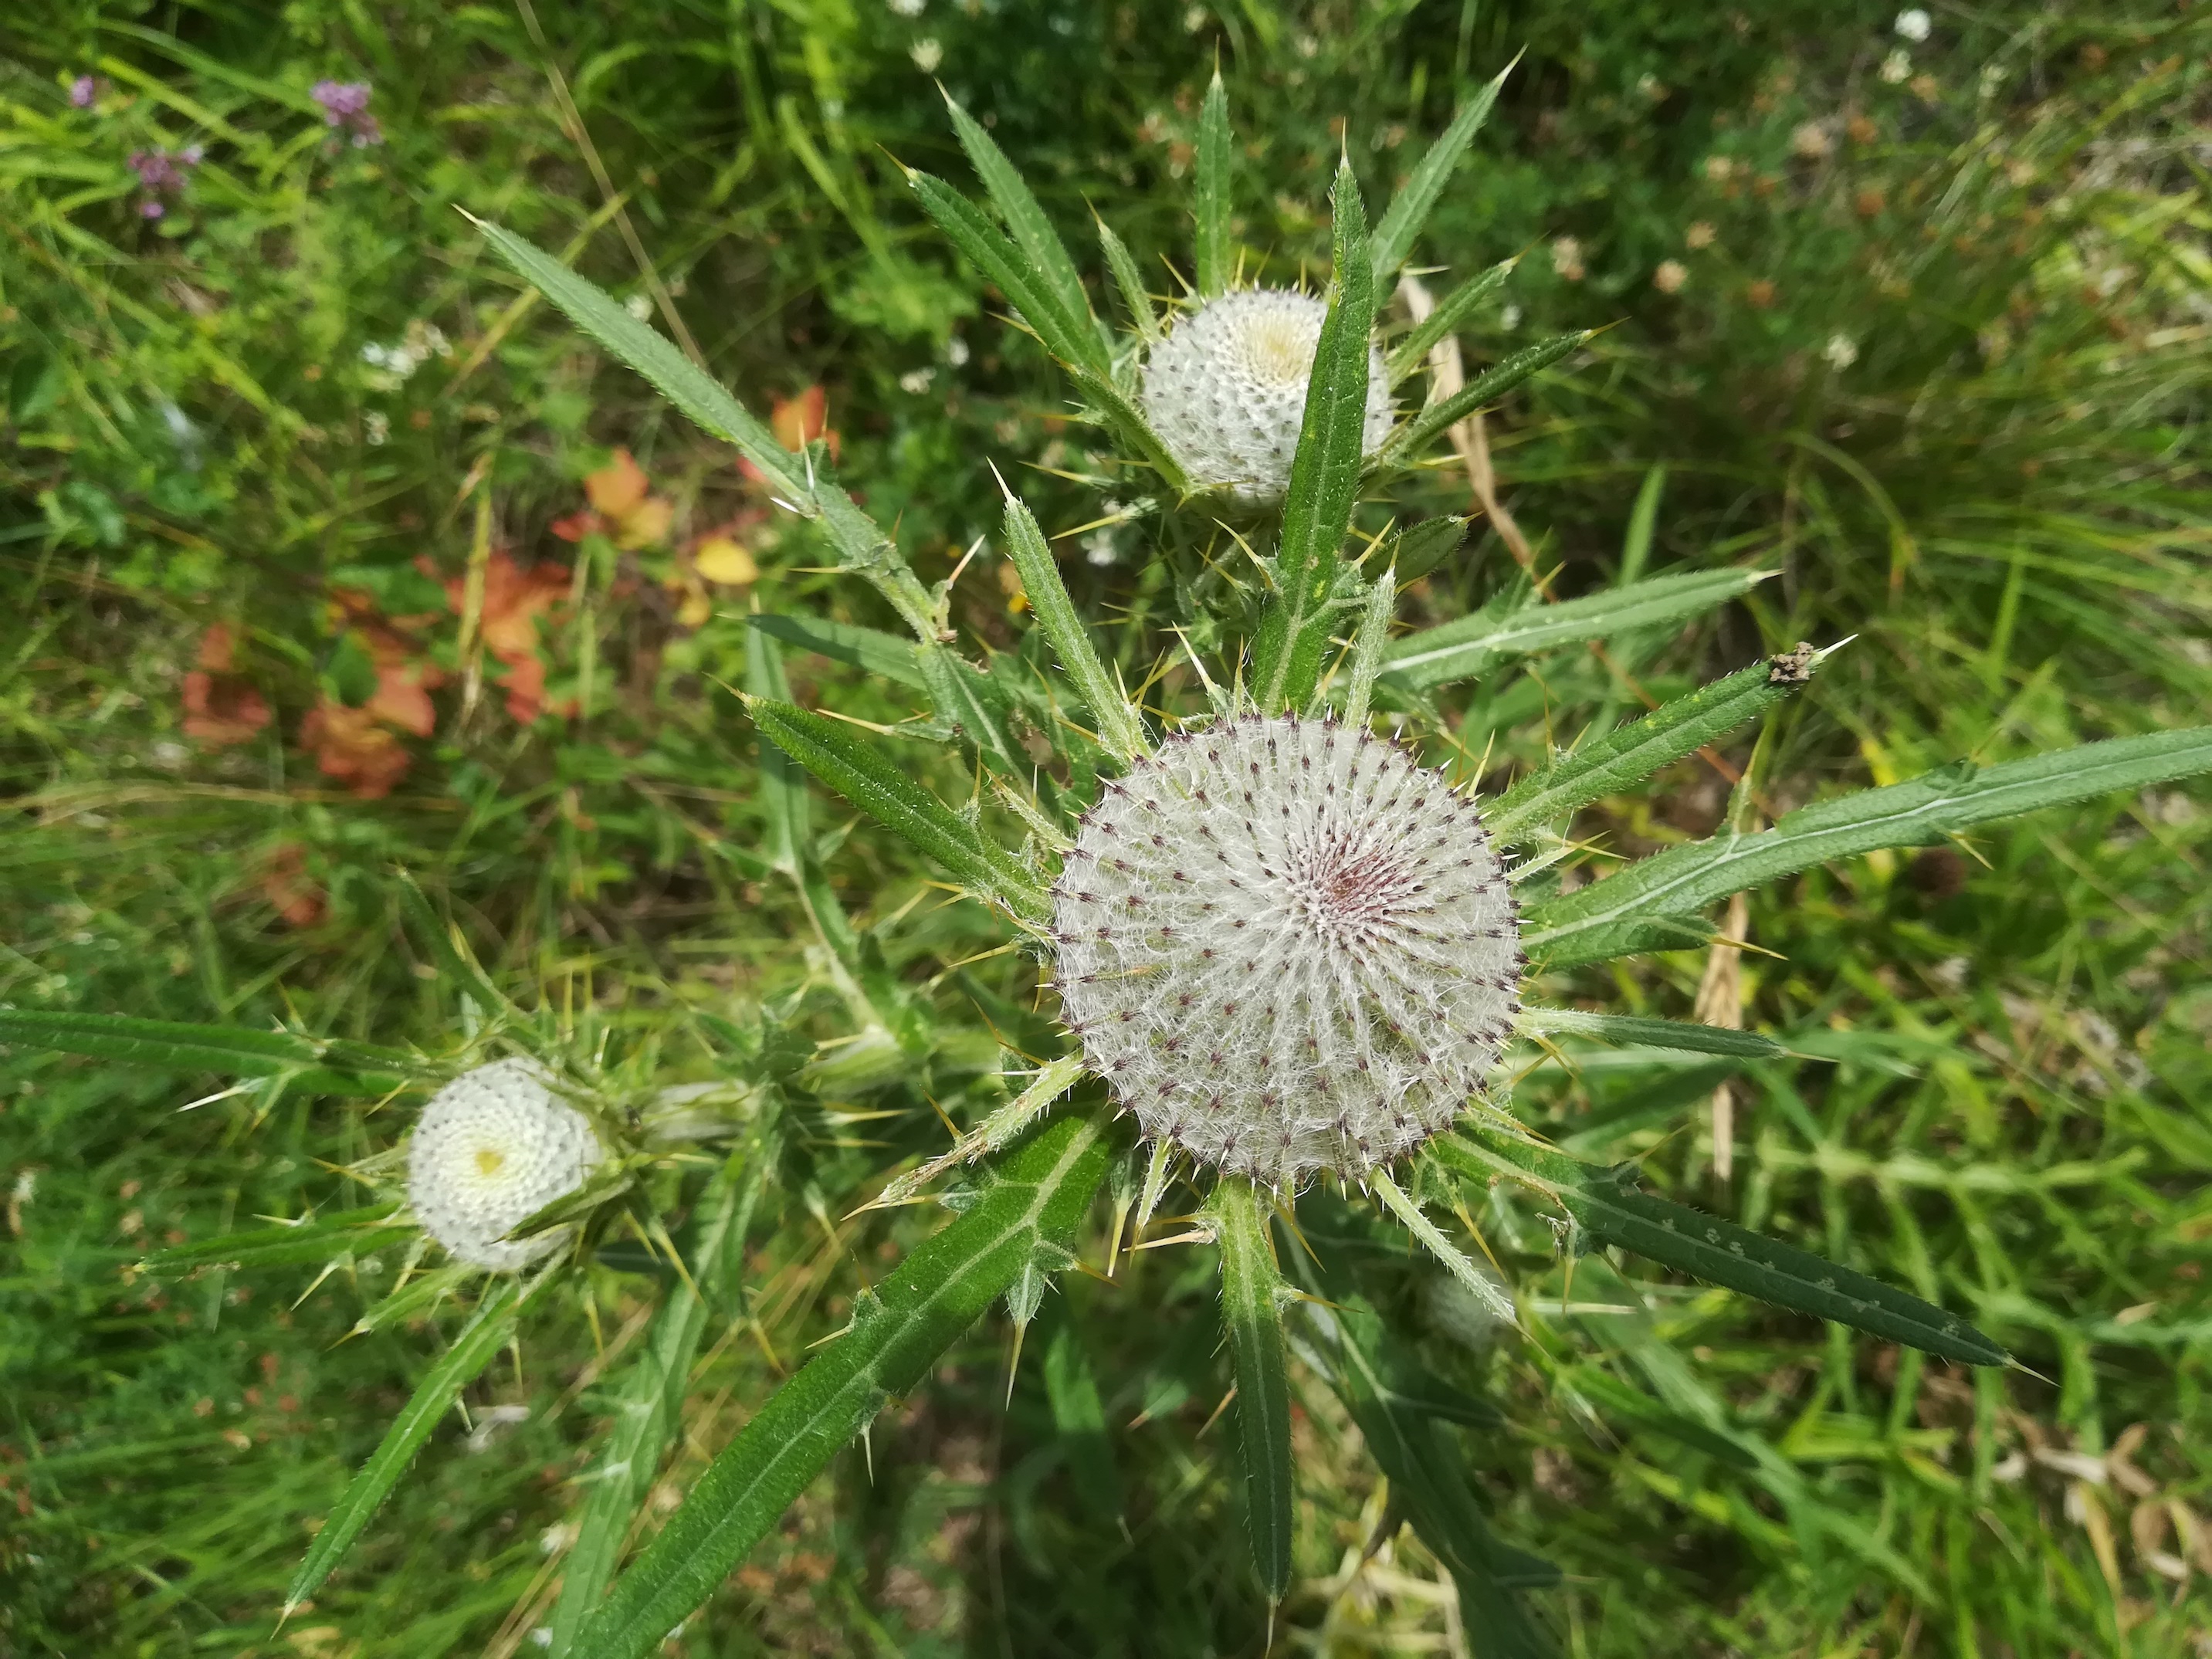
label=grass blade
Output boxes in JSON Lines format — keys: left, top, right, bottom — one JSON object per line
{"left": 942, "top": 90, "right": 1093, "bottom": 343}
{"left": 1207, "top": 1177, "right": 1292, "bottom": 1599}
{"left": 573, "top": 1113, "right": 1112, "bottom": 1659}
{"left": 998, "top": 484, "right": 1146, "bottom": 761}
{"left": 1386, "top": 257, "right": 1517, "bottom": 385}
{"left": 1380, "top": 329, "right": 1590, "bottom": 470}
{"left": 1096, "top": 215, "right": 1159, "bottom": 342}
{"left": 748, "top": 613, "right": 926, "bottom": 689}
{"left": 1249, "top": 158, "right": 1377, "bottom": 713}
{"left": 1519, "top": 1009, "right": 1785, "bottom": 1059}
{"left": 1525, "top": 726, "right": 2212, "bottom": 967}
{"left": 1383, "top": 568, "right": 1770, "bottom": 694}
{"left": 284, "top": 1278, "right": 523, "bottom": 1614}
{"left": 910, "top": 169, "right": 1106, "bottom": 376}
{"left": 744, "top": 696, "right": 1048, "bottom": 923}
{"left": 464, "top": 215, "right": 809, "bottom": 503}
{"left": 1194, "top": 69, "right": 1231, "bottom": 298}
{"left": 1433, "top": 1129, "right": 2008, "bottom": 1366}
{"left": 1369, "top": 59, "right": 1515, "bottom": 279}
{"left": 0, "top": 1010, "right": 411, "bottom": 1096}
{"left": 1485, "top": 654, "right": 1811, "bottom": 841}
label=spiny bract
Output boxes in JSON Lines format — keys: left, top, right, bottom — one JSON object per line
{"left": 1140, "top": 289, "right": 1393, "bottom": 502}
{"left": 1049, "top": 715, "right": 1522, "bottom": 1184}
{"left": 405, "top": 1058, "right": 602, "bottom": 1271}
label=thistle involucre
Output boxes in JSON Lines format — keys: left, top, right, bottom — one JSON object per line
{"left": 406, "top": 1059, "right": 602, "bottom": 1271}
{"left": 1051, "top": 716, "right": 1522, "bottom": 1184}
{"left": 1140, "top": 289, "right": 1393, "bottom": 502}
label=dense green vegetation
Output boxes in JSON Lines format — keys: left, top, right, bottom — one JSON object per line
{"left": 4, "top": 2, "right": 2208, "bottom": 1655}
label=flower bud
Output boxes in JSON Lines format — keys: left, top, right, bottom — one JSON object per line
{"left": 406, "top": 1060, "right": 601, "bottom": 1271}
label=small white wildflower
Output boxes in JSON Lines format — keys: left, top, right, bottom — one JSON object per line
{"left": 1880, "top": 49, "right": 1912, "bottom": 83}
{"left": 886, "top": 0, "right": 925, "bottom": 14}
{"left": 1652, "top": 259, "right": 1688, "bottom": 294}
{"left": 150, "top": 740, "right": 188, "bottom": 770}
{"left": 464, "top": 1402, "right": 531, "bottom": 1453}
{"left": 529, "top": 1630, "right": 553, "bottom": 1650}
{"left": 899, "top": 366, "right": 936, "bottom": 393}
{"left": 945, "top": 334, "right": 970, "bottom": 367}
{"left": 1894, "top": 8, "right": 1932, "bottom": 42}
{"left": 1081, "top": 528, "right": 1119, "bottom": 567}
{"left": 1499, "top": 303, "right": 1523, "bottom": 330}
{"left": 406, "top": 1060, "right": 601, "bottom": 1271}
{"left": 1139, "top": 289, "right": 1392, "bottom": 503}
{"left": 1052, "top": 716, "right": 1522, "bottom": 1183}
{"left": 625, "top": 293, "right": 653, "bottom": 321}
{"left": 909, "top": 38, "right": 942, "bottom": 73}
{"left": 1550, "top": 235, "right": 1586, "bottom": 282}
{"left": 364, "top": 411, "right": 390, "bottom": 446}
{"left": 1822, "top": 333, "right": 1859, "bottom": 370}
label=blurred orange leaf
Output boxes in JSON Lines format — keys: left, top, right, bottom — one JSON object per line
{"left": 300, "top": 700, "right": 412, "bottom": 798}
{"left": 181, "top": 624, "right": 271, "bottom": 747}
{"left": 259, "top": 842, "right": 326, "bottom": 928}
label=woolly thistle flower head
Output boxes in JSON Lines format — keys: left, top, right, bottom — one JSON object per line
{"left": 1050, "top": 716, "right": 1522, "bottom": 1186}
{"left": 406, "top": 1059, "right": 603, "bottom": 1271}
{"left": 1140, "top": 289, "right": 1393, "bottom": 503}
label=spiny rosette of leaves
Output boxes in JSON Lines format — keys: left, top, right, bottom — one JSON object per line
{"left": 1052, "top": 713, "right": 1519, "bottom": 1184}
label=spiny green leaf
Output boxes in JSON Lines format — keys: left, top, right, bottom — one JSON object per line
{"left": 286, "top": 1279, "right": 523, "bottom": 1614}
{"left": 1208, "top": 1177, "right": 1292, "bottom": 1599}
{"left": 744, "top": 696, "right": 1047, "bottom": 923}
{"left": 464, "top": 215, "right": 809, "bottom": 503}
{"left": 1060, "top": 358, "right": 1191, "bottom": 495}
{"left": 1485, "top": 655, "right": 1808, "bottom": 841}
{"left": 141, "top": 1206, "right": 412, "bottom": 1275}
{"left": 1380, "top": 329, "right": 1590, "bottom": 469}
{"left": 999, "top": 486, "right": 1146, "bottom": 760}
{"left": 573, "top": 1113, "right": 1112, "bottom": 1659}
{"left": 1194, "top": 69, "right": 1232, "bottom": 297}
{"left": 1096, "top": 215, "right": 1159, "bottom": 342}
{"left": 1386, "top": 257, "right": 1517, "bottom": 385}
{"left": 1433, "top": 1129, "right": 2009, "bottom": 1366}
{"left": 749, "top": 612, "right": 926, "bottom": 690}
{"left": 1383, "top": 568, "right": 1770, "bottom": 694}
{"left": 1382, "top": 514, "right": 1469, "bottom": 584}
{"left": 1250, "top": 158, "right": 1376, "bottom": 714}
{"left": 910, "top": 169, "right": 1107, "bottom": 376}
{"left": 942, "top": 90, "right": 1093, "bottom": 343}
{"left": 1525, "top": 725, "right": 2212, "bottom": 968}
{"left": 1520, "top": 1009, "right": 1785, "bottom": 1059}
{"left": 395, "top": 871, "right": 522, "bottom": 1023}
{"left": 1369, "top": 57, "right": 1516, "bottom": 279}
{"left": 0, "top": 1010, "right": 412, "bottom": 1097}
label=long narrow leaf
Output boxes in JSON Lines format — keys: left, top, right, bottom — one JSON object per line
{"left": 749, "top": 613, "right": 926, "bottom": 690}
{"left": 285, "top": 1278, "right": 523, "bottom": 1613}
{"left": 744, "top": 696, "right": 1048, "bottom": 922}
{"left": 464, "top": 215, "right": 809, "bottom": 503}
{"left": 1194, "top": 69, "right": 1232, "bottom": 297}
{"left": 1525, "top": 726, "right": 2212, "bottom": 967}
{"left": 910, "top": 170, "right": 1106, "bottom": 376}
{"left": 1383, "top": 568, "right": 1770, "bottom": 694}
{"left": 943, "top": 91, "right": 1092, "bottom": 340}
{"left": 574, "top": 1113, "right": 1112, "bottom": 1659}
{"left": 1096, "top": 215, "right": 1159, "bottom": 341}
{"left": 1485, "top": 655, "right": 1808, "bottom": 840}
{"left": 1433, "top": 1129, "right": 2008, "bottom": 1366}
{"left": 1380, "top": 329, "right": 1590, "bottom": 469}
{"left": 1060, "top": 359, "right": 1191, "bottom": 494}
{"left": 1249, "top": 158, "right": 1376, "bottom": 713}
{"left": 1385, "top": 256, "right": 1517, "bottom": 385}
{"left": 0, "top": 1010, "right": 410, "bottom": 1096}
{"left": 1369, "top": 59, "right": 1514, "bottom": 279}
{"left": 395, "top": 870, "right": 523, "bottom": 1022}
{"left": 1519, "top": 1008, "right": 1785, "bottom": 1059}
{"left": 142, "top": 1206, "right": 411, "bottom": 1275}
{"left": 999, "top": 486, "right": 1146, "bottom": 760}
{"left": 1208, "top": 1177, "right": 1292, "bottom": 1598}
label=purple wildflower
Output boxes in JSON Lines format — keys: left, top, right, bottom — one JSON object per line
{"left": 310, "top": 80, "right": 382, "bottom": 146}
{"left": 127, "top": 146, "right": 202, "bottom": 216}
{"left": 69, "top": 75, "right": 99, "bottom": 109}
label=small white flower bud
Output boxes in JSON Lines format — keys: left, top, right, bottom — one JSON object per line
{"left": 1052, "top": 716, "right": 1522, "bottom": 1184}
{"left": 1139, "top": 289, "right": 1392, "bottom": 503}
{"left": 406, "top": 1060, "right": 602, "bottom": 1271}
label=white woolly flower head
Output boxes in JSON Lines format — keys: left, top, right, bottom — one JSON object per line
{"left": 407, "top": 1059, "right": 603, "bottom": 1271}
{"left": 1140, "top": 289, "right": 1394, "bottom": 503}
{"left": 1050, "top": 715, "right": 1522, "bottom": 1186}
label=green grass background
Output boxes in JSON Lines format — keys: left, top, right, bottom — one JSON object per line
{"left": 4, "top": 1, "right": 2210, "bottom": 1654}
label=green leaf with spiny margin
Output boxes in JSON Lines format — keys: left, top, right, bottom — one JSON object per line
{"left": 1386, "top": 258, "right": 1517, "bottom": 385}
{"left": 464, "top": 215, "right": 809, "bottom": 504}
{"left": 572, "top": 1113, "right": 1113, "bottom": 1659}
{"left": 1060, "top": 359, "right": 1190, "bottom": 495}
{"left": 1249, "top": 158, "right": 1377, "bottom": 714}
{"left": 744, "top": 696, "right": 1048, "bottom": 923}
{"left": 999, "top": 487, "right": 1145, "bottom": 760}
{"left": 1432, "top": 1129, "right": 2008, "bottom": 1366}
{"left": 142, "top": 1206, "right": 412, "bottom": 1275}
{"left": 1379, "top": 329, "right": 1590, "bottom": 470}
{"left": 1096, "top": 215, "right": 1159, "bottom": 342}
{"left": 395, "top": 869, "right": 524, "bottom": 1023}
{"left": 1383, "top": 515, "right": 1469, "bottom": 584}
{"left": 1370, "top": 58, "right": 1516, "bottom": 279}
{"left": 749, "top": 613, "right": 926, "bottom": 690}
{"left": 1522, "top": 1010, "right": 1785, "bottom": 1059}
{"left": 285, "top": 1278, "right": 523, "bottom": 1614}
{"left": 1208, "top": 1177, "right": 1292, "bottom": 1599}
{"left": 1485, "top": 655, "right": 1808, "bottom": 841}
{"left": 910, "top": 170, "right": 1106, "bottom": 376}
{"left": 1382, "top": 567, "right": 1771, "bottom": 694}
{"left": 1524, "top": 725, "right": 2212, "bottom": 968}
{"left": 1194, "top": 69, "right": 1231, "bottom": 297}
{"left": 942, "top": 91, "right": 1094, "bottom": 347}
{"left": 0, "top": 1010, "right": 417, "bottom": 1097}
